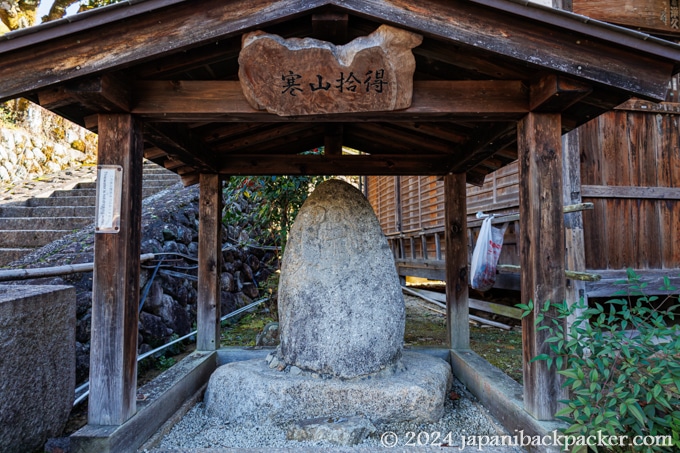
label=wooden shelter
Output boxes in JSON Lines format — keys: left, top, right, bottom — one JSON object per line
{"left": 1, "top": 0, "right": 680, "bottom": 450}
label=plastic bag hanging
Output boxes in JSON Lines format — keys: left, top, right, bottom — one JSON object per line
{"left": 470, "top": 215, "right": 508, "bottom": 291}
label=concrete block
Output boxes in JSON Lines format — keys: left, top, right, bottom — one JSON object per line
{"left": 0, "top": 285, "right": 76, "bottom": 453}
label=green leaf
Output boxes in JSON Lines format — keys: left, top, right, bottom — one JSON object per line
{"left": 628, "top": 402, "right": 647, "bottom": 426}
{"left": 531, "top": 354, "right": 551, "bottom": 363}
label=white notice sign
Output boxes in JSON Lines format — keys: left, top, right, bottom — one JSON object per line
{"left": 95, "top": 165, "right": 122, "bottom": 233}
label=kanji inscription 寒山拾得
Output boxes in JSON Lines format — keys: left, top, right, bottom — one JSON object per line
{"left": 238, "top": 25, "right": 422, "bottom": 116}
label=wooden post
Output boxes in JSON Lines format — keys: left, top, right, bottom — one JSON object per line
{"left": 89, "top": 114, "right": 143, "bottom": 425}
{"left": 562, "top": 131, "right": 588, "bottom": 325}
{"left": 444, "top": 173, "right": 469, "bottom": 350}
{"left": 518, "top": 112, "right": 566, "bottom": 420}
{"left": 197, "top": 173, "right": 223, "bottom": 351}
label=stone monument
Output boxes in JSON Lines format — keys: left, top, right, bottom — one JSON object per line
{"left": 205, "top": 180, "right": 452, "bottom": 440}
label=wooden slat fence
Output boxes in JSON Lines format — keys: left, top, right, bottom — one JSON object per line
{"left": 367, "top": 75, "right": 680, "bottom": 295}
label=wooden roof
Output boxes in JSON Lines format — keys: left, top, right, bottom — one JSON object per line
{"left": 1, "top": 0, "right": 680, "bottom": 185}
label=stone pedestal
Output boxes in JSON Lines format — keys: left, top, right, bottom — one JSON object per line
{"left": 205, "top": 352, "right": 452, "bottom": 424}
{"left": 0, "top": 285, "right": 76, "bottom": 453}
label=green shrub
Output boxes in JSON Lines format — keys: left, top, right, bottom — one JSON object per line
{"left": 518, "top": 269, "right": 680, "bottom": 452}
{"left": 223, "top": 150, "right": 328, "bottom": 252}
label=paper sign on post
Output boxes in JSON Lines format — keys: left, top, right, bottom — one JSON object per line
{"left": 95, "top": 165, "right": 122, "bottom": 233}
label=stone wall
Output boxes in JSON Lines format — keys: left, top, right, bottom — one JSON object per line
{"left": 0, "top": 100, "right": 97, "bottom": 182}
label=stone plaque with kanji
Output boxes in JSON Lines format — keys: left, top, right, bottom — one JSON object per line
{"left": 238, "top": 25, "right": 422, "bottom": 116}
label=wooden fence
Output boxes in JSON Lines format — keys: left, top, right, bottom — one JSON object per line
{"left": 366, "top": 76, "right": 680, "bottom": 296}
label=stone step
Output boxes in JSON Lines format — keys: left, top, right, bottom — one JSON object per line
{"left": 0, "top": 216, "right": 92, "bottom": 230}
{"left": 0, "top": 205, "right": 95, "bottom": 217}
{"left": 51, "top": 188, "right": 96, "bottom": 198}
{"left": 75, "top": 177, "right": 179, "bottom": 190}
{"left": 0, "top": 230, "right": 77, "bottom": 248}
{"left": 26, "top": 196, "right": 95, "bottom": 207}
{"left": 0, "top": 248, "right": 34, "bottom": 266}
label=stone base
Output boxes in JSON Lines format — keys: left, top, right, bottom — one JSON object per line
{"left": 204, "top": 351, "right": 452, "bottom": 424}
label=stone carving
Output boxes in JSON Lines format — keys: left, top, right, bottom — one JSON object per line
{"left": 238, "top": 25, "right": 423, "bottom": 116}
{"left": 278, "top": 179, "right": 404, "bottom": 379}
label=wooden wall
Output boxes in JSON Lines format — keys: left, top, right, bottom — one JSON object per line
{"left": 367, "top": 76, "right": 680, "bottom": 285}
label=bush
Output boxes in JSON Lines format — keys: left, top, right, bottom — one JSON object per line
{"left": 519, "top": 269, "right": 680, "bottom": 452}
{"left": 223, "top": 160, "right": 328, "bottom": 252}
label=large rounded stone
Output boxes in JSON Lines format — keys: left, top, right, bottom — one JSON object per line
{"left": 278, "top": 179, "right": 404, "bottom": 378}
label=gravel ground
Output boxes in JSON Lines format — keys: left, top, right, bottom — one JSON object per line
{"left": 141, "top": 295, "right": 526, "bottom": 451}
{"left": 142, "top": 376, "right": 525, "bottom": 452}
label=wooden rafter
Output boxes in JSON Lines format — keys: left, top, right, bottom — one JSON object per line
{"left": 446, "top": 123, "right": 518, "bottom": 174}
{"left": 144, "top": 123, "right": 219, "bottom": 172}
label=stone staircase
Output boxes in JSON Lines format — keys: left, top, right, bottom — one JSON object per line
{"left": 0, "top": 161, "right": 181, "bottom": 266}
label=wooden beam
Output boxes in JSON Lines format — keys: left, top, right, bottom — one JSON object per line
{"left": 132, "top": 80, "right": 528, "bottom": 122}
{"left": 215, "top": 124, "right": 326, "bottom": 155}
{"left": 582, "top": 185, "right": 680, "bottom": 200}
{"left": 530, "top": 74, "right": 592, "bottom": 112}
{"left": 447, "top": 123, "right": 518, "bottom": 173}
{"left": 37, "top": 86, "right": 74, "bottom": 110}
{"left": 0, "top": 0, "right": 330, "bottom": 101}
{"left": 219, "top": 154, "right": 451, "bottom": 176}
{"left": 144, "top": 123, "right": 218, "bottom": 172}
{"left": 197, "top": 174, "right": 223, "bottom": 351}
{"left": 312, "top": 12, "right": 349, "bottom": 43}
{"left": 444, "top": 173, "right": 469, "bottom": 350}
{"left": 89, "top": 114, "right": 143, "bottom": 426}
{"left": 333, "top": 0, "right": 676, "bottom": 101}
{"left": 518, "top": 112, "right": 565, "bottom": 421}
{"left": 66, "top": 74, "right": 132, "bottom": 113}
{"left": 324, "top": 124, "right": 343, "bottom": 156}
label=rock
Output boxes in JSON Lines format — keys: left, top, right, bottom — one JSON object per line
{"left": 162, "top": 240, "right": 180, "bottom": 253}
{"left": 242, "top": 282, "right": 259, "bottom": 299}
{"left": 162, "top": 224, "right": 179, "bottom": 241}
{"left": 205, "top": 352, "right": 451, "bottom": 424}
{"left": 287, "top": 416, "right": 376, "bottom": 446}
{"left": 255, "top": 321, "right": 280, "bottom": 346}
{"left": 75, "top": 312, "right": 91, "bottom": 343}
{"left": 242, "top": 263, "right": 254, "bottom": 282}
{"left": 247, "top": 254, "right": 260, "bottom": 271}
{"left": 220, "top": 272, "right": 235, "bottom": 292}
{"left": 278, "top": 179, "right": 404, "bottom": 378}
{"left": 139, "top": 311, "right": 173, "bottom": 344}
{"left": 156, "top": 294, "right": 191, "bottom": 335}
{"left": 141, "top": 238, "right": 163, "bottom": 254}
{"left": 239, "top": 25, "right": 422, "bottom": 116}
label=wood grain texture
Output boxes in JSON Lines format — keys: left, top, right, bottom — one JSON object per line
{"left": 197, "top": 174, "right": 223, "bottom": 351}
{"left": 89, "top": 114, "right": 143, "bottom": 425}
{"left": 518, "top": 112, "right": 565, "bottom": 421}
{"left": 335, "top": 0, "right": 675, "bottom": 100}
{"left": 0, "top": 0, "right": 328, "bottom": 100}
{"left": 573, "top": 0, "right": 680, "bottom": 36}
{"left": 132, "top": 80, "right": 528, "bottom": 122}
{"left": 444, "top": 173, "right": 469, "bottom": 350}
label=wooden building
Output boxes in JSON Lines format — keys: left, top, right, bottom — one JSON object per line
{"left": 367, "top": 9, "right": 680, "bottom": 299}
{"left": 1, "top": 0, "right": 679, "bottom": 450}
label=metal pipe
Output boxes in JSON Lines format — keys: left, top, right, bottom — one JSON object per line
{"left": 73, "top": 296, "right": 269, "bottom": 406}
